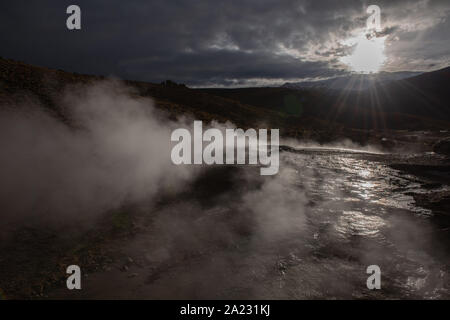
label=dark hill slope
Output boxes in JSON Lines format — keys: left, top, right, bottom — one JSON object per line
{"left": 0, "top": 57, "right": 287, "bottom": 130}
{"left": 1, "top": 57, "right": 449, "bottom": 145}
{"left": 199, "top": 67, "right": 450, "bottom": 130}
{"left": 0, "top": 57, "right": 364, "bottom": 142}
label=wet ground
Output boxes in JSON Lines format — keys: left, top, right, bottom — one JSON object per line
{"left": 40, "top": 147, "right": 450, "bottom": 299}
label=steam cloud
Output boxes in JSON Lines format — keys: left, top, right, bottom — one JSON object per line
{"left": 0, "top": 81, "right": 446, "bottom": 299}
{"left": 0, "top": 81, "right": 198, "bottom": 232}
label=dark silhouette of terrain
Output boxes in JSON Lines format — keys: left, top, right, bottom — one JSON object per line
{"left": 201, "top": 67, "right": 450, "bottom": 131}
{"left": 282, "top": 71, "right": 422, "bottom": 91}
{"left": 1, "top": 57, "right": 449, "bottom": 146}
{"left": 0, "top": 57, "right": 284, "bottom": 130}
{"left": 1, "top": 57, "right": 449, "bottom": 299}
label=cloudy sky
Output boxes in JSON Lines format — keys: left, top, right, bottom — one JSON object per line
{"left": 1, "top": 0, "right": 449, "bottom": 86}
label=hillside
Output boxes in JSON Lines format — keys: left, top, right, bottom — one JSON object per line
{"left": 200, "top": 67, "right": 450, "bottom": 131}
{"left": 1, "top": 57, "right": 449, "bottom": 146}
{"left": 0, "top": 57, "right": 354, "bottom": 142}
{"left": 282, "top": 71, "right": 422, "bottom": 91}
{"left": 0, "top": 57, "right": 283, "bottom": 129}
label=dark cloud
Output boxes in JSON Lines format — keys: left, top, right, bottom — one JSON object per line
{"left": 0, "top": 0, "right": 449, "bottom": 86}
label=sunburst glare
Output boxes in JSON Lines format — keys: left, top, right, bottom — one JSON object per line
{"left": 340, "top": 33, "right": 387, "bottom": 73}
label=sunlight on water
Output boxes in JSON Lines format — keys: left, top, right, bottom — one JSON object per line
{"left": 335, "top": 210, "right": 386, "bottom": 237}
{"left": 279, "top": 148, "right": 448, "bottom": 299}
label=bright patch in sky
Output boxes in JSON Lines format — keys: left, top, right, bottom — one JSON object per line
{"left": 340, "top": 34, "right": 387, "bottom": 73}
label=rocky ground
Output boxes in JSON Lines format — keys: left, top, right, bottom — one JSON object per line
{"left": 0, "top": 57, "right": 449, "bottom": 299}
{"left": 0, "top": 135, "right": 448, "bottom": 299}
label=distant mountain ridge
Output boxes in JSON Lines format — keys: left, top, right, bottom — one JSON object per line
{"left": 200, "top": 66, "right": 450, "bottom": 131}
{"left": 1, "top": 57, "right": 449, "bottom": 139}
{"left": 282, "top": 71, "right": 422, "bottom": 91}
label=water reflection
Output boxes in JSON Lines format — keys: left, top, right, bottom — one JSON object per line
{"left": 335, "top": 210, "right": 386, "bottom": 238}
{"left": 279, "top": 148, "right": 448, "bottom": 299}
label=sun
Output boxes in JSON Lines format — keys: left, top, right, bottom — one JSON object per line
{"left": 340, "top": 33, "right": 387, "bottom": 73}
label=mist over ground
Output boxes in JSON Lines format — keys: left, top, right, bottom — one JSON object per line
{"left": 0, "top": 79, "right": 381, "bottom": 232}
{"left": 0, "top": 82, "right": 198, "bottom": 232}
{"left": 0, "top": 81, "right": 448, "bottom": 299}
{"left": 0, "top": 81, "right": 307, "bottom": 233}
